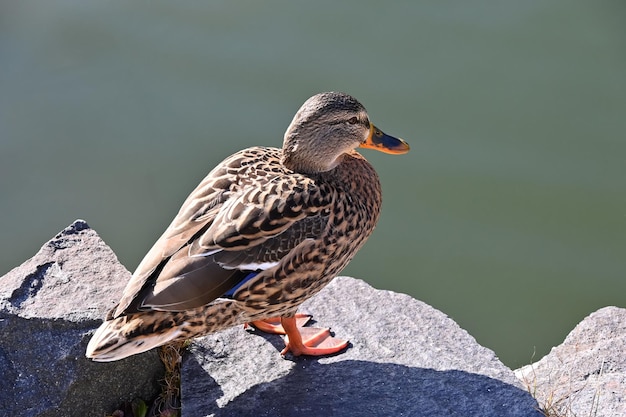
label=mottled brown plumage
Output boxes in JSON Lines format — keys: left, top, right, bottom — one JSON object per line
{"left": 86, "top": 92, "right": 409, "bottom": 361}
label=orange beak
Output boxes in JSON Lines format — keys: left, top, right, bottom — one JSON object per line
{"left": 359, "top": 124, "right": 410, "bottom": 154}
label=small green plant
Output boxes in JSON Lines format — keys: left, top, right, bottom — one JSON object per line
{"left": 132, "top": 398, "right": 148, "bottom": 417}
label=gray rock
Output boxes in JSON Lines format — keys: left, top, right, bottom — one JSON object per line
{"left": 182, "top": 277, "right": 543, "bottom": 417}
{"left": 16, "top": 220, "right": 625, "bottom": 417}
{"left": 516, "top": 306, "right": 626, "bottom": 417}
{"left": 0, "top": 220, "right": 164, "bottom": 417}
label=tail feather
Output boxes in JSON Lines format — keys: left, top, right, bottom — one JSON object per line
{"left": 86, "top": 299, "right": 246, "bottom": 362}
{"left": 86, "top": 315, "right": 183, "bottom": 362}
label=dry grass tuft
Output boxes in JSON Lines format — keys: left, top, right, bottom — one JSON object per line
{"left": 149, "top": 340, "right": 189, "bottom": 417}
{"left": 518, "top": 355, "right": 603, "bottom": 417}
{"left": 105, "top": 340, "right": 189, "bottom": 417}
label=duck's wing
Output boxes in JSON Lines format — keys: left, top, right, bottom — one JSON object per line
{"left": 136, "top": 209, "right": 330, "bottom": 312}
{"left": 112, "top": 148, "right": 332, "bottom": 317}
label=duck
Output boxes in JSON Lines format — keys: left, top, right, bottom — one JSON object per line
{"left": 86, "top": 91, "right": 410, "bottom": 362}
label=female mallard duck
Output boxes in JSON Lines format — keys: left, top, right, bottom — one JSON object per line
{"left": 86, "top": 92, "right": 409, "bottom": 361}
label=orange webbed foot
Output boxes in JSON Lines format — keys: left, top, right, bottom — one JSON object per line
{"left": 280, "top": 316, "right": 349, "bottom": 357}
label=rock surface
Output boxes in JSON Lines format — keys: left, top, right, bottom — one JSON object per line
{"left": 4, "top": 220, "right": 624, "bottom": 417}
{"left": 515, "top": 306, "right": 626, "bottom": 417}
{"left": 182, "top": 277, "right": 543, "bottom": 417}
{"left": 0, "top": 220, "right": 163, "bottom": 417}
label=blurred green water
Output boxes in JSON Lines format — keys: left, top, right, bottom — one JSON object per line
{"left": 1, "top": 1, "right": 624, "bottom": 368}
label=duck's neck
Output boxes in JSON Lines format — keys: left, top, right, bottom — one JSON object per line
{"left": 281, "top": 146, "right": 342, "bottom": 174}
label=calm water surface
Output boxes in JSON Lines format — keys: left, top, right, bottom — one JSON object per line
{"left": 1, "top": 1, "right": 625, "bottom": 367}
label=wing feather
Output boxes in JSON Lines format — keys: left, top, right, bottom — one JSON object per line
{"left": 113, "top": 147, "right": 333, "bottom": 317}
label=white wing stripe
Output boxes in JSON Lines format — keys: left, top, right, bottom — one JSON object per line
{"left": 224, "top": 261, "right": 279, "bottom": 270}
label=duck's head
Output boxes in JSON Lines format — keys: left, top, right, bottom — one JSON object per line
{"left": 282, "top": 92, "right": 410, "bottom": 173}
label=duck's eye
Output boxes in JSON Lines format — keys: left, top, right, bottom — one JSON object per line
{"left": 347, "top": 116, "right": 359, "bottom": 125}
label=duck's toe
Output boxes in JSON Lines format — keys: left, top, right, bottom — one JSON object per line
{"left": 280, "top": 316, "right": 349, "bottom": 357}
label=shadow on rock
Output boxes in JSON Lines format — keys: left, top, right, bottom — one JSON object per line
{"left": 183, "top": 357, "right": 542, "bottom": 417}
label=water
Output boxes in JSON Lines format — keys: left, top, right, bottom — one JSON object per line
{"left": 1, "top": 1, "right": 625, "bottom": 368}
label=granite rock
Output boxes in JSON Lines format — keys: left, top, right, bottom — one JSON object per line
{"left": 7, "top": 220, "right": 624, "bottom": 417}
{"left": 182, "top": 277, "right": 543, "bottom": 417}
{"left": 0, "top": 220, "right": 163, "bottom": 417}
{"left": 515, "top": 306, "right": 626, "bottom": 417}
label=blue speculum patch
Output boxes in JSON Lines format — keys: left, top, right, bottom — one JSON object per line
{"left": 223, "top": 271, "right": 259, "bottom": 297}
